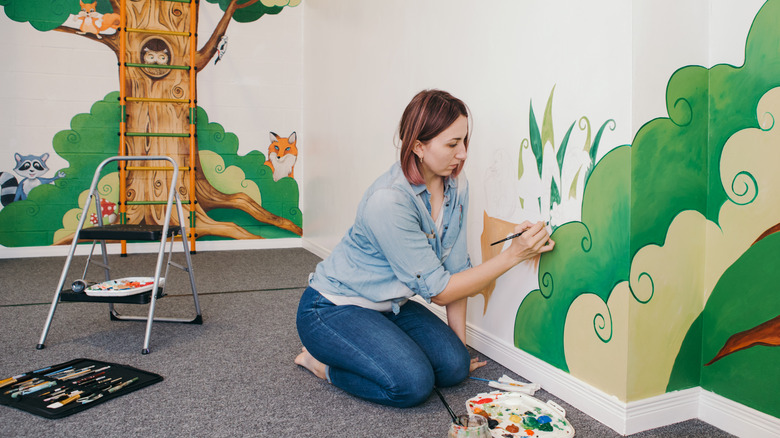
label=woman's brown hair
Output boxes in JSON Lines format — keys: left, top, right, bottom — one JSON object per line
{"left": 398, "top": 89, "right": 470, "bottom": 185}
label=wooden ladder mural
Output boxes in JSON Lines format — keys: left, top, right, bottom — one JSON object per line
{"left": 117, "top": 0, "right": 199, "bottom": 254}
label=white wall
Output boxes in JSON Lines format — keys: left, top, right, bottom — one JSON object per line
{"left": 0, "top": 20, "right": 116, "bottom": 176}
{"left": 198, "top": 5, "right": 303, "bottom": 159}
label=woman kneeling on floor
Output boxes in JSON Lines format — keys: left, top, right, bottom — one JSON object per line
{"left": 295, "top": 89, "right": 554, "bottom": 408}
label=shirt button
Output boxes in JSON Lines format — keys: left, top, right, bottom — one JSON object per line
{"left": 416, "top": 274, "right": 421, "bottom": 278}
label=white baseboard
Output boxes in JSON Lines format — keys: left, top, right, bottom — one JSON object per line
{"left": 416, "top": 298, "right": 779, "bottom": 437}
{"left": 0, "top": 238, "right": 303, "bottom": 259}
{"left": 699, "top": 389, "right": 780, "bottom": 438}
{"left": 623, "top": 387, "right": 700, "bottom": 435}
{"left": 301, "top": 238, "right": 331, "bottom": 260}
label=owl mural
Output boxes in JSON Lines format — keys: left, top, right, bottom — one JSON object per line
{"left": 143, "top": 47, "right": 169, "bottom": 65}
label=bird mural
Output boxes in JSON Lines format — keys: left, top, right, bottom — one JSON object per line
{"left": 214, "top": 35, "right": 228, "bottom": 64}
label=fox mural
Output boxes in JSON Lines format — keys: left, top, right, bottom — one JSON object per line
{"left": 72, "top": 1, "right": 120, "bottom": 39}
{"left": 265, "top": 132, "right": 298, "bottom": 182}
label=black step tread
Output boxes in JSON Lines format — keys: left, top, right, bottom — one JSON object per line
{"left": 59, "top": 288, "right": 164, "bottom": 304}
{"left": 79, "top": 224, "right": 181, "bottom": 241}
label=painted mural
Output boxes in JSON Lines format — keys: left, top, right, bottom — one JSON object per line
{"left": 0, "top": 0, "right": 302, "bottom": 248}
{"left": 480, "top": 0, "right": 780, "bottom": 417}
{"left": 478, "top": 86, "right": 617, "bottom": 313}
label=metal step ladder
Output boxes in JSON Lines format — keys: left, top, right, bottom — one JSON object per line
{"left": 37, "top": 156, "right": 202, "bottom": 355}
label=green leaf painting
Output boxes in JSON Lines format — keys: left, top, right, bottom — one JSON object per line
{"left": 517, "top": 86, "right": 616, "bottom": 229}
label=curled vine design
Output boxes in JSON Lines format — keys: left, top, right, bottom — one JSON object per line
{"left": 593, "top": 301, "right": 613, "bottom": 343}
{"left": 518, "top": 138, "right": 530, "bottom": 180}
{"left": 727, "top": 170, "right": 758, "bottom": 206}
{"left": 25, "top": 202, "right": 41, "bottom": 217}
{"left": 540, "top": 271, "right": 554, "bottom": 299}
{"left": 66, "top": 131, "right": 81, "bottom": 143}
{"left": 580, "top": 224, "right": 593, "bottom": 253}
{"left": 578, "top": 116, "right": 592, "bottom": 140}
{"left": 758, "top": 110, "right": 775, "bottom": 131}
{"left": 629, "top": 271, "right": 654, "bottom": 304}
{"left": 670, "top": 96, "right": 693, "bottom": 127}
{"left": 604, "top": 119, "right": 617, "bottom": 134}
{"left": 98, "top": 181, "right": 114, "bottom": 197}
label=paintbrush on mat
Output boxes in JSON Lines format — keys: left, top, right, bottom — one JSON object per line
{"left": 470, "top": 375, "right": 541, "bottom": 395}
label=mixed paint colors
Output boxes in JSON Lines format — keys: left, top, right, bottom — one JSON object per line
{"left": 84, "top": 277, "right": 164, "bottom": 297}
{"left": 466, "top": 391, "right": 574, "bottom": 437}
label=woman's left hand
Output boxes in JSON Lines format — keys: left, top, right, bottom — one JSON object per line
{"left": 470, "top": 357, "right": 487, "bottom": 373}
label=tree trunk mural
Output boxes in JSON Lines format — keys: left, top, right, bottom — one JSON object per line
{"left": 54, "top": 0, "right": 302, "bottom": 241}
{"left": 705, "top": 315, "right": 780, "bottom": 366}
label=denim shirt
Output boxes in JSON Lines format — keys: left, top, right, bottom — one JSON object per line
{"left": 309, "top": 162, "right": 472, "bottom": 313}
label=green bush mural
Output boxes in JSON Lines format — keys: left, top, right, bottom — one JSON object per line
{"left": 0, "top": 94, "right": 119, "bottom": 247}
{"left": 0, "top": 91, "right": 302, "bottom": 247}
{"left": 514, "top": 0, "right": 780, "bottom": 414}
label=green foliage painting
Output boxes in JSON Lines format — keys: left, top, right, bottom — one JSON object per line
{"left": 515, "top": 0, "right": 780, "bottom": 413}
{"left": 0, "top": 91, "right": 301, "bottom": 246}
{"left": 0, "top": 94, "right": 119, "bottom": 246}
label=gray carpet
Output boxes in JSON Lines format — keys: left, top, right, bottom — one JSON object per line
{"left": 0, "top": 248, "right": 733, "bottom": 437}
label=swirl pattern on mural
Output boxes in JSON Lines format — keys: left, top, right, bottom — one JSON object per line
{"left": 593, "top": 299, "right": 613, "bottom": 343}
{"left": 629, "top": 271, "right": 654, "bottom": 304}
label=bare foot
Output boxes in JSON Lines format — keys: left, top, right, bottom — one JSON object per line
{"left": 295, "top": 347, "right": 328, "bottom": 380}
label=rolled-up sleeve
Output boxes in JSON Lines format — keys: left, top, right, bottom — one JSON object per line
{"left": 360, "top": 188, "right": 450, "bottom": 302}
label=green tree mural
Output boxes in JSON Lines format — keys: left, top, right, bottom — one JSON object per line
{"left": 0, "top": 0, "right": 302, "bottom": 247}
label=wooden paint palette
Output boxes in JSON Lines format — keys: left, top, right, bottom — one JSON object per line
{"left": 466, "top": 391, "right": 575, "bottom": 437}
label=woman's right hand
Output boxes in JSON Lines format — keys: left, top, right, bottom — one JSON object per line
{"left": 433, "top": 221, "right": 555, "bottom": 306}
{"left": 505, "top": 221, "right": 554, "bottom": 264}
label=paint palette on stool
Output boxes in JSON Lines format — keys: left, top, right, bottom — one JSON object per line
{"left": 0, "top": 358, "right": 163, "bottom": 419}
{"left": 466, "top": 391, "right": 575, "bottom": 437}
{"left": 85, "top": 277, "right": 165, "bottom": 297}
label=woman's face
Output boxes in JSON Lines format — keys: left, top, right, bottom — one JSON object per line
{"left": 414, "top": 115, "right": 468, "bottom": 185}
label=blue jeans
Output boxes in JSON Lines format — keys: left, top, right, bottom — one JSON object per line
{"left": 296, "top": 286, "right": 470, "bottom": 408}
